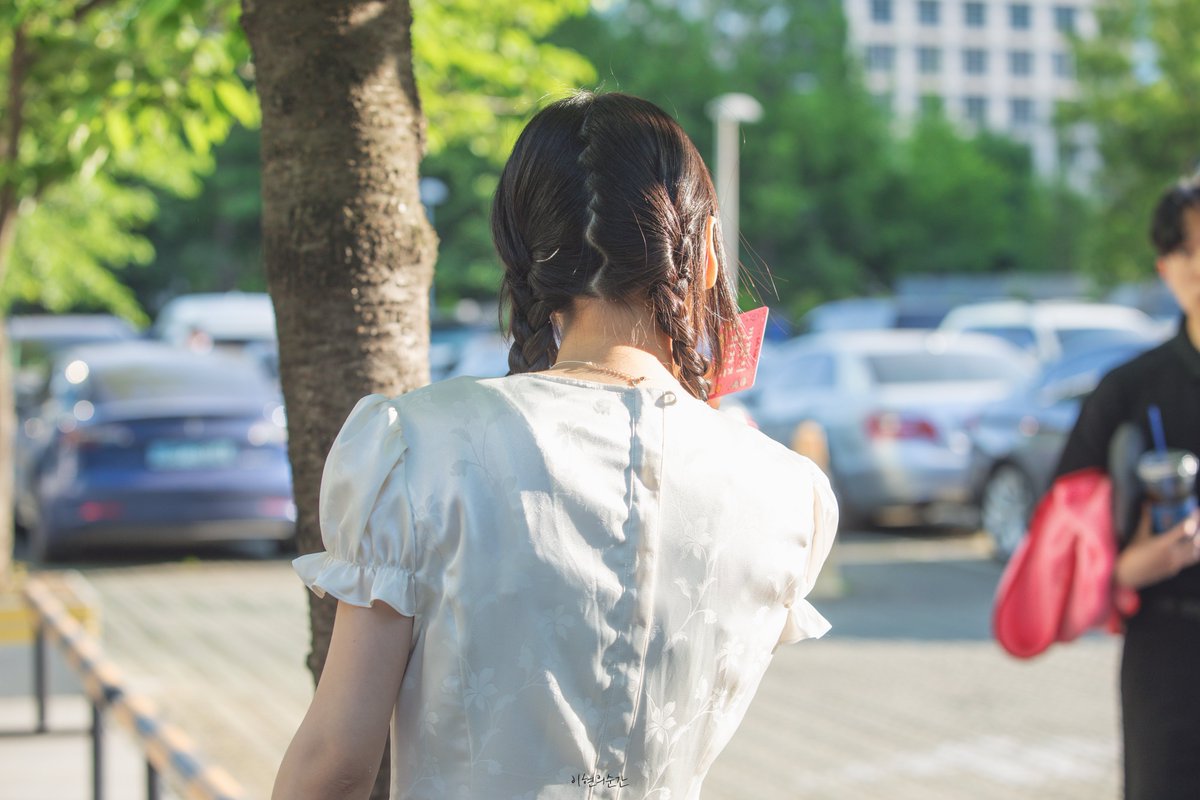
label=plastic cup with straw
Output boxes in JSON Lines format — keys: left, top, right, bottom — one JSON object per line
{"left": 1135, "top": 404, "right": 1199, "bottom": 533}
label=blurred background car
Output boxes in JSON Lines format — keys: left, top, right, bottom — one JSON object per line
{"left": 1107, "top": 280, "right": 1182, "bottom": 332}
{"left": 9, "top": 314, "right": 140, "bottom": 410}
{"left": 153, "top": 291, "right": 276, "bottom": 353}
{"left": 937, "top": 299, "right": 1160, "bottom": 363}
{"left": 17, "top": 341, "right": 294, "bottom": 561}
{"left": 430, "top": 318, "right": 497, "bottom": 382}
{"left": 966, "top": 339, "right": 1159, "bottom": 560}
{"left": 796, "top": 295, "right": 956, "bottom": 335}
{"left": 10, "top": 314, "right": 143, "bottom": 530}
{"left": 743, "top": 330, "right": 1037, "bottom": 527}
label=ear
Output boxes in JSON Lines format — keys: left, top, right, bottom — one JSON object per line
{"left": 1155, "top": 256, "right": 1170, "bottom": 279}
{"left": 703, "top": 215, "right": 719, "bottom": 291}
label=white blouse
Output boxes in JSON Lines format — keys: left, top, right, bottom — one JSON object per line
{"left": 294, "top": 373, "right": 837, "bottom": 800}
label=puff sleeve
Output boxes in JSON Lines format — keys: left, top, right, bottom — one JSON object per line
{"left": 776, "top": 461, "right": 839, "bottom": 646}
{"left": 292, "top": 394, "right": 418, "bottom": 616}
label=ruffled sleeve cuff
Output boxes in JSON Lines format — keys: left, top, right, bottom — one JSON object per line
{"left": 776, "top": 599, "right": 832, "bottom": 649}
{"left": 293, "top": 552, "right": 417, "bottom": 617}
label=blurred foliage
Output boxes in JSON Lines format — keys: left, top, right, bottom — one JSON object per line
{"left": 413, "top": 0, "right": 594, "bottom": 162}
{"left": 9, "top": 173, "right": 156, "bottom": 319}
{"left": 8, "top": 0, "right": 1097, "bottom": 321}
{"left": 126, "top": 122, "right": 265, "bottom": 311}
{"left": 4, "top": 0, "right": 594, "bottom": 319}
{"left": 0, "top": 0, "right": 258, "bottom": 324}
{"left": 1062, "top": 0, "right": 1200, "bottom": 284}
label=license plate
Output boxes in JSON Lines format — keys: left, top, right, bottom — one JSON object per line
{"left": 145, "top": 439, "right": 239, "bottom": 471}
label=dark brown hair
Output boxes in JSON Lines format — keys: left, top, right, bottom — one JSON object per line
{"left": 491, "top": 91, "right": 739, "bottom": 400}
{"left": 1151, "top": 175, "right": 1200, "bottom": 256}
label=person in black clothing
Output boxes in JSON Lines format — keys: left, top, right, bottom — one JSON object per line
{"left": 1054, "top": 176, "right": 1200, "bottom": 800}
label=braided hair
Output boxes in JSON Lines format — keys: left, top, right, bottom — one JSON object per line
{"left": 492, "top": 92, "right": 740, "bottom": 400}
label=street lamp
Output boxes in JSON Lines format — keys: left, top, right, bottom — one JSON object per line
{"left": 705, "top": 92, "right": 762, "bottom": 294}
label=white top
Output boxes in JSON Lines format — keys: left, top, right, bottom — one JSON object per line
{"left": 294, "top": 373, "right": 838, "bottom": 800}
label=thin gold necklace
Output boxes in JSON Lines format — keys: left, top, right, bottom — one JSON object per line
{"left": 549, "top": 360, "right": 646, "bottom": 387}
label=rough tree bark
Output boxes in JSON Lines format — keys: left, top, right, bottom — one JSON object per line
{"left": 241, "top": 1, "right": 436, "bottom": 796}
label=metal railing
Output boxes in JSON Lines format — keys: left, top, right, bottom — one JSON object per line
{"left": 24, "top": 575, "right": 246, "bottom": 800}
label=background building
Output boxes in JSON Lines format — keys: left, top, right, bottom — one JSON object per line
{"left": 843, "top": 0, "right": 1099, "bottom": 184}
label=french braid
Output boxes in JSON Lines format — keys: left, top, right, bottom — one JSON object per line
{"left": 500, "top": 268, "right": 560, "bottom": 374}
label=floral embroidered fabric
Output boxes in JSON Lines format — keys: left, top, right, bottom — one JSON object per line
{"left": 294, "top": 373, "right": 838, "bottom": 799}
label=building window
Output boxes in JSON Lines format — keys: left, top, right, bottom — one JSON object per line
{"left": 1010, "top": 97, "right": 1034, "bottom": 125}
{"left": 1010, "top": 3, "right": 1031, "bottom": 30}
{"left": 866, "top": 45, "right": 896, "bottom": 72}
{"left": 963, "top": 48, "right": 988, "bottom": 75}
{"left": 920, "top": 94, "right": 945, "bottom": 115}
{"left": 1053, "top": 51, "right": 1074, "bottom": 77}
{"left": 919, "top": 0, "right": 940, "bottom": 25}
{"left": 1054, "top": 5, "right": 1077, "bottom": 34}
{"left": 1009, "top": 50, "right": 1033, "bottom": 76}
{"left": 964, "top": 1, "right": 986, "bottom": 27}
{"left": 965, "top": 96, "right": 988, "bottom": 124}
{"left": 918, "top": 47, "right": 942, "bottom": 75}
{"left": 871, "top": 0, "right": 893, "bottom": 23}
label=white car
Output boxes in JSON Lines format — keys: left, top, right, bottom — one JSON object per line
{"left": 937, "top": 300, "right": 1162, "bottom": 362}
{"left": 744, "top": 330, "right": 1036, "bottom": 526}
{"left": 153, "top": 292, "right": 277, "bottom": 350}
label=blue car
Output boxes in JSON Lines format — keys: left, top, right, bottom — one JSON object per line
{"left": 966, "top": 340, "right": 1160, "bottom": 560}
{"left": 21, "top": 341, "right": 295, "bottom": 561}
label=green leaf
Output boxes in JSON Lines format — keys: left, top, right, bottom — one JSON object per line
{"left": 213, "top": 79, "right": 259, "bottom": 127}
{"left": 103, "top": 108, "right": 135, "bottom": 153}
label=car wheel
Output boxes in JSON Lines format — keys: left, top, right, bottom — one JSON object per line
{"left": 982, "top": 464, "right": 1035, "bottom": 561}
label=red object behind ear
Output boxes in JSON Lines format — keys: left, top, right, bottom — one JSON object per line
{"left": 711, "top": 306, "right": 768, "bottom": 399}
{"left": 993, "top": 467, "right": 1139, "bottom": 659}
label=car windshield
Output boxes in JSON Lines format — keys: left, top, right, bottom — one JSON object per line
{"left": 92, "top": 360, "right": 272, "bottom": 403}
{"left": 866, "top": 352, "right": 1028, "bottom": 384}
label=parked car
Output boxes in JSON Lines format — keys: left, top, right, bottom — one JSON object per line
{"left": 797, "top": 296, "right": 955, "bottom": 335}
{"left": 10, "top": 314, "right": 142, "bottom": 533}
{"left": 1107, "top": 279, "right": 1182, "bottom": 325}
{"left": 744, "top": 330, "right": 1036, "bottom": 526}
{"left": 9, "top": 314, "right": 139, "bottom": 409}
{"left": 19, "top": 341, "right": 295, "bottom": 561}
{"left": 966, "top": 340, "right": 1157, "bottom": 560}
{"left": 153, "top": 292, "right": 276, "bottom": 352}
{"left": 937, "top": 300, "right": 1161, "bottom": 363}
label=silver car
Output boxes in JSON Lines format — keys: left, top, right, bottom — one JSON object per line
{"left": 744, "top": 330, "right": 1036, "bottom": 526}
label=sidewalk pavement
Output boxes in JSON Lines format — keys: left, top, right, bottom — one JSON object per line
{"left": 1, "top": 531, "right": 1123, "bottom": 799}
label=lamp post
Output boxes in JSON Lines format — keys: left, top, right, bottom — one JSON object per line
{"left": 705, "top": 92, "right": 762, "bottom": 295}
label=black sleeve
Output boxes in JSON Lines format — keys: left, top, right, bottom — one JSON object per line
{"left": 1054, "top": 368, "right": 1130, "bottom": 480}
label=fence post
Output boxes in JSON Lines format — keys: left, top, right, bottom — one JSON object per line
{"left": 147, "top": 761, "right": 162, "bottom": 800}
{"left": 92, "top": 702, "right": 105, "bottom": 800}
{"left": 34, "top": 620, "right": 48, "bottom": 734}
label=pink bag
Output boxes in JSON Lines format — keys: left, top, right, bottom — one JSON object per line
{"left": 993, "top": 467, "right": 1139, "bottom": 659}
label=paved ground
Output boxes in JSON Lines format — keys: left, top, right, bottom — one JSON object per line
{"left": 3, "top": 529, "right": 1124, "bottom": 799}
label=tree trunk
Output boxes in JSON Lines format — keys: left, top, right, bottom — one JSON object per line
{"left": 0, "top": 211, "right": 17, "bottom": 586}
{"left": 0, "top": 23, "right": 29, "bottom": 584}
{"left": 241, "top": 2, "right": 436, "bottom": 797}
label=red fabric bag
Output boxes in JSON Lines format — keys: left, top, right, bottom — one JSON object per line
{"left": 993, "top": 467, "right": 1140, "bottom": 659}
